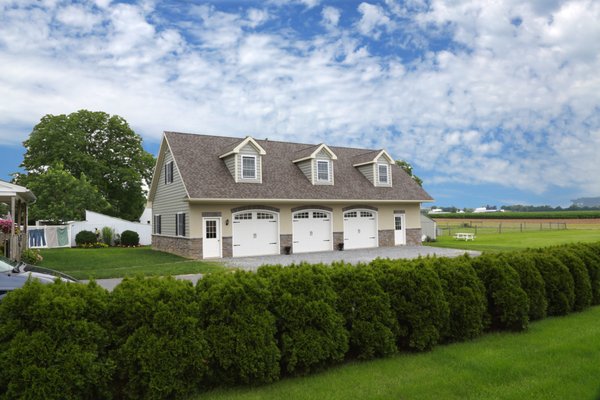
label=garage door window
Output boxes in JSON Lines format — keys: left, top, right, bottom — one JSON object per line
{"left": 360, "top": 211, "right": 374, "bottom": 218}
{"left": 235, "top": 213, "right": 252, "bottom": 220}
{"left": 344, "top": 211, "right": 357, "bottom": 218}
{"left": 294, "top": 212, "right": 309, "bottom": 219}
{"left": 313, "top": 211, "right": 328, "bottom": 218}
{"left": 257, "top": 212, "right": 274, "bottom": 220}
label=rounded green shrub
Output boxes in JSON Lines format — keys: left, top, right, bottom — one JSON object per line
{"left": 120, "top": 230, "right": 140, "bottom": 246}
{"left": 108, "top": 277, "right": 209, "bottom": 400}
{"left": 470, "top": 254, "right": 529, "bottom": 331}
{"left": 370, "top": 258, "right": 449, "bottom": 351}
{"left": 0, "top": 280, "right": 114, "bottom": 400}
{"left": 570, "top": 244, "right": 600, "bottom": 305}
{"left": 501, "top": 252, "right": 547, "bottom": 320}
{"left": 257, "top": 264, "right": 348, "bottom": 375}
{"left": 75, "top": 230, "right": 97, "bottom": 246}
{"left": 431, "top": 256, "right": 486, "bottom": 342}
{"left": 329, "top": 263, "right": 397, "bottom": 360}
{"left": 548, "top": 247, "right": 592, "bottom": 312}
{"left": 197, "top": 271, "right": 280, "bottom": 385}
{"left": 527, "top": 251, "right": 575, "bottom": 316}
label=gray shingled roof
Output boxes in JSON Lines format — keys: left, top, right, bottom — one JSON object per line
{"left": 164, "top": 131, "right": 433, "bottom": 201}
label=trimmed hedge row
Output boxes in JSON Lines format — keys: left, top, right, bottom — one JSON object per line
{"left": 1, "top": 242, "right": 600, "bottom": 399}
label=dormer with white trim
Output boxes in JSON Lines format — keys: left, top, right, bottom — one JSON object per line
{"left": 219, "top": 136, "right": 267, "bottom": 183}
{"left": 292, "top": 143, "right": 338, "bottom": 185}
{"left": 353, "top": 149, "right": 394, "bottom": 187}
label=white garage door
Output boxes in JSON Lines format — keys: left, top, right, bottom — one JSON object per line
{"left": 232, "top": 211, "right": 279, "bottom": 257}
{"left": 292, "top": 210, "right": 333, "bottom": 253}
{"left": 343, "top": 210, "right": 378, "bottom": 250}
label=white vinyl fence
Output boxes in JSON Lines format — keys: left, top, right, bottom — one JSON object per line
{"left": 31, "top": 210, "right": 152, "bottom": 249}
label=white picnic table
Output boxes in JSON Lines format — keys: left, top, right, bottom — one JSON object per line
{"left": 454, "top": 232, "right": 476, "bottom": 241}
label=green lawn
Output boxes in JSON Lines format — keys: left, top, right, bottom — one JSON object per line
{"left": 425, "top": 229, "right": 600, "bottom": 252}
{"left": 38, "top": 247, "right": 226, "bottom": 279}
{"left": 200, "top": 306, "right": 600, "bottom": 400}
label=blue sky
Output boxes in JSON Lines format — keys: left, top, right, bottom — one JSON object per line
{"left": 1, "top": 0, "right": 599, "bottom": 208}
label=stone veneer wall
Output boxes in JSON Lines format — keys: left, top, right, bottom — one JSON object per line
{"left": 378, "top": 229, "right": 394, "bottom": 247}
{"left": 333, "top": 232, "right": 344, "bottom": 250}
{"left": 280, "top": 234, "right": 292, "bottom": 254}
{"left": 222, "top": 237, "right": 232, "bottom": 258}
{"left": 406, "top": 228, "right": 421, "bottom": 246}
{"left": 152, "top": 235, "right": 202, "bottom": 259}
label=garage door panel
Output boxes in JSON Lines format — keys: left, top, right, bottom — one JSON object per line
{"left": 292, "top": 210, "right": 332, "bottom": 253}
{"left": 343, "top": 210, "right": 377, "bottom": 250}
{"left": 233, "top": 211, "right": 279, "bottom": 257}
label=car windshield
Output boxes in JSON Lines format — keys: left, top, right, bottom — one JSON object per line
{"left": 0, "top": 256, "right": 17, "bottom": 273}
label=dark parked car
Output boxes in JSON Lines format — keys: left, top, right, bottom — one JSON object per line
{"left": 0, "top": 255, "right": 77, "bottom": 301}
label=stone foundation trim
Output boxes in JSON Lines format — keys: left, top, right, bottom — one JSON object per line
{"left": 378, "top": 229, "right": 395, "bottom": 247}
{"left": 406, "top": 228, "right": 422, "bottom": 246}
{"left": 231, "top": 205, "right": 280, "bottom": 213}
{"left": 152, "top": 235, "right": 202, "bottom": 259}
{"left": 222, "top": 236, "right": 232, "bottom": 258}
{"left": 280, "top": 234, "right": 292, "bottom": 254}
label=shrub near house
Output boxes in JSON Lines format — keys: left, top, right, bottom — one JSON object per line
{"left": 0, "top": 242, "right": 599, "bottom": 399}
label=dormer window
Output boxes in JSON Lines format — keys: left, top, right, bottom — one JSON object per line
{"left": 378, "top": 164, "right": 389, "bottom": 184}
{"left": 219, "top": 136, "right": 266, "bottom": 183}
{"left": 353, "top": 149, "right": 394, "bottom": 187}
{"left": 317, "top": 160, "right": 330, "bottom": 182}
{"left": 242, "top": 155, "right": 257, "bottom": 179}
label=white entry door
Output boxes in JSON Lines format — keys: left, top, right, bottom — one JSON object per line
{"left": 203, "top": 218, "right": 221, "bottom": 258}
{"left": 394, "top": 214, "right": 406, "bottom": 245}
{"left": 343, "top": 210, "right": 378, "bottom": 250}
{"left": 232, "top": 211, "right": 279, "bottom": 257}
{"left": 292, "top": 210, "right": 332, "bottom": 253}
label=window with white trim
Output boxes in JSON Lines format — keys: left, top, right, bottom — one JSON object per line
{"left": 241, "top": 155, "right": 257, "bottom": 179}
{"left": 360, "top": 211, "right": 374, "bottom": 218}
{"left": 316, "top": 160, "right": 330, "bottom": 181}
{"left": 175, "top": 213, "right": 186, "bottom": 236}
{"left": 164, "top": 161, "right": 174, "bottom": 184}
{"left": 378, "top": 164, "right": 389, "bottom": 184}
{"left": 153, "top": 215, "right": 161, "bottom": 234}
{"left": 344, "top": 211, "right": 357, "bottom": 218}
{"left": 313, "top": 212, "right": 328, "bottom": 218}
{"left": 234, "top": 213, "right": 252, "bottom": 220}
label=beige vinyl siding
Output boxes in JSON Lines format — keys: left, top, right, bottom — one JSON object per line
{"left": 223, "top": 154, "right": 236, "bottom": 181}
{"left": 357, "top": 164, "right": 375, "bottom": 184}
{"left": 376, "top": 161, "right": 392, "bottom": 187}
{"left": 152, "top": 149, "right": 190, "bottom": 237}
{"left": 237, "top": 144, "right": 262, "bottom": 183}
{"left": 297, "top": 160, "right": 312, "bottom": 183}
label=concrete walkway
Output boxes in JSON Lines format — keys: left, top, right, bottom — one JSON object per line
{"left": 86, "top": 246, "right": 478, "bottom": 290}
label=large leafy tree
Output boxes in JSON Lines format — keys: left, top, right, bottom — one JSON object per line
{"left": 396, "top": 160, "right": 423, "bottom": 187}
{"left": 21, "top": 110, "right": 155, "bottom": 221}
{"left": 18, "top": 164, "right": 111, "bottom": 224}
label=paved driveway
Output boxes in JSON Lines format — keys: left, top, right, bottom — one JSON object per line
{"left": 88, "top": 246, "right": 478, "bottom": 290}
{"left": 222, "top": 245, "right": 479, "bottom": 271}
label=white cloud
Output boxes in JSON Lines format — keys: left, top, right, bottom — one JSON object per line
{"left": 356, "top": 2, "right": 394, "bottom": 38}
{"left": 321, "top": 6, "right": 340, "bottom": 29}
{"left": 0, "top": 0, "right": 599, "bottom": 198}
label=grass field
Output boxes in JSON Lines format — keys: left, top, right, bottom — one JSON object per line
{"left": 425, "top": 229, "right": 600, "bottom": 252}
{"left": 38, "top": 247, "right": 225, "bottom": 279}
{"left": 429, "top": 210, "right": 600, "bottom": 219}
{"left": 200, "top": 306, "right": 600, "bottom": 400}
